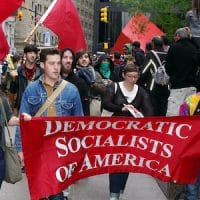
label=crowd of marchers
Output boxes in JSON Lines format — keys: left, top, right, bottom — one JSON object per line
{"left": 1, "top": 0, "right": 200, "bottom": 199}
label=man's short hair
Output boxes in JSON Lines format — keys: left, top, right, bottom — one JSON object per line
{"left": 161, "top": 35, "right": 171, "bottom": 46}
{"left": 40, "top": 48, "right": 60, "bottom": 63}
{"left": 175, "top": 27, "right": 191, "bottom": 39}
{"left": 132, "top": 41, "right": 141, "bottom": 48}
{"left": 24, "top": 44, "right": 39, "bottom": 54}
{"left": 152, "top": 36, "right": 164, "bottom": 49}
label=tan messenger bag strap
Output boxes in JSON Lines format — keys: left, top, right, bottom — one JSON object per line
{"left": 35, "top": 80, "right": 68, "bottom": 117}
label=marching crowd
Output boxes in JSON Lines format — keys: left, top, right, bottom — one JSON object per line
{"left": 1, "top": 0, "right": 200, "bottom": 200}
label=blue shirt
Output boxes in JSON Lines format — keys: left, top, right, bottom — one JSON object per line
{"left": 15, "top": 77, "right": 83, "bottom": 151}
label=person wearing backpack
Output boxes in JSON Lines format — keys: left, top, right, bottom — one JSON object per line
{"left": 140, "top": 36, "right": 170, "bottom": 116}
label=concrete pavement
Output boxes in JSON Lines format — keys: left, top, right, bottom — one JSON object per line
{"left": 0, "top": 173, "right": 167, "bottom": 200}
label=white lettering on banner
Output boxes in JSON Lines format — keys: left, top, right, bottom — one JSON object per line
{"left": 76, "top": 153, "right": 170, "bottom": 178}
{"left": 56, "top": 162, "right": 77, "bottom": 182}
{"left": 175, "top": 124, "right": 192, "bottom": 139}
{"left": 45, "top": 121, "right": 62, "bottom": 136}
{"left": 56, "top": 137, "right": 68, "bottom": 158}
{"left": 44, "top": 120, "right": 192, "bottom": 140}
{"left": 55, "top": 135, "right": 173, "bottom": 158}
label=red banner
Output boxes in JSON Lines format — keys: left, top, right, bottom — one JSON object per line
{"left": 20, "top": 116, "right": 200, "bottom": 200}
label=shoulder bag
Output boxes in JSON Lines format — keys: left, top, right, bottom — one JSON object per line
{"left": 0, "top": 98, "right": 22, "bottom": 184}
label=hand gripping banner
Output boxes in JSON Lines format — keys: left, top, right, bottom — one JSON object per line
{"left": 20, "top": 116, "right": 200, "bottom": 200}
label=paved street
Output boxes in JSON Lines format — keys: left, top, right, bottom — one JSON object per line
{"left": 0, "top": 127, "right": 167, "bottom": 200}
{"left": 0, "top": 173, "right": 167, "bottom": 200}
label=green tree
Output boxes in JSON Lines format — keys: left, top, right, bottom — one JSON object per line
{"left": 113, "top": 0, "right": 191, "bottom": 38}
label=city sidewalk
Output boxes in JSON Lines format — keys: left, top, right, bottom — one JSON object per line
{"left": 0, "top": 173, "right": 167, "bottom": 200}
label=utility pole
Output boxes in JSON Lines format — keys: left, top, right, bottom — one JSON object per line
{"left": 34, "top": 5, "right": 37, "bottom": 45}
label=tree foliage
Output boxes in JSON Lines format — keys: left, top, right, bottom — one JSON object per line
{"left": 112, "top": 0, "right": 191, "bottom": 38}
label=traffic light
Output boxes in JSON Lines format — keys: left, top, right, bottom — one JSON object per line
{"left": 104, "top": 42, "right": 108, "bottom": 49}
{"left": 100, "top": 6, "right": 108, "bottom": 23}
{"left": 17, "top": 10, "right": 23, "bottom": 21}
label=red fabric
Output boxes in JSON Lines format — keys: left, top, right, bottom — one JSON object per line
{"left": 20, "top": 116, "right": 200, "bottom": 200}
{"left": 42, "top": 0, "right": 86, "bottom": 52}
{"left": 0, "top": 0, "right": 24, "bottom": 23}
{"left": 0, "top": 24, "right": 9, "bottom": 61}
{"left": 24, "top": 64, "right": 36, "bottom": 80}
{"left": 111, "top": 13, "right": 164, "bottom": 53}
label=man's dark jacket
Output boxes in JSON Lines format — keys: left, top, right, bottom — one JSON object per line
{"left": 165, "top": 38, "right": 199, "bottom": 89}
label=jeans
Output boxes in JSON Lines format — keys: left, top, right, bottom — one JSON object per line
{"left": 42, "top": 192, "right": 64, "bottom": 200}
{"left": 0, "top": 147, "right": 5, "bottom": 188}
{"left": 109, "top": 172, "right": 129, "bottom": 198}
{"left": 184, "top": 176, "right": 200, "bottom": 200}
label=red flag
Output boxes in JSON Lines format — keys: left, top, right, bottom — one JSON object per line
{"left": 39, "top": 0, "right": 86, "bottom": 52}
{"left": 0, "top": 24, "right": 9, "bottom": 61}
{"left": 0, "top": 0, "right": 24, "bottom": 23}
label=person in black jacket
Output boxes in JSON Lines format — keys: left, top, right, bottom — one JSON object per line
{"left": 60, "top": 48, "right": 89, "bottom": 115}
{"left": 132, "top": 41, "right": 145, "bottom": 67}
{"left": 75, "top": 50, "right": 106, "bottom": 116}
{"left": 140, "top": 36, "right": 169, "bottom": 116}
{"left": 10, "top": 44, "right": 43, "bottom": 111}
{"left": 165, "top": 27, "right": 199, "bottom": 116}
{"left": 94, "top": 54, "right": 115, "bottom": 85}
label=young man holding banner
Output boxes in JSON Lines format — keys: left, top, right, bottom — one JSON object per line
{"left": 15, "top": 48, "right": 83, "bottom": 200}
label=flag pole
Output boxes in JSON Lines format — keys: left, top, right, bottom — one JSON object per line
{"left": 24, "top": 0, "right": 58, "bottom": 43}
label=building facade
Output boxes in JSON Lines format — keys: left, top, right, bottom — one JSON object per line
{"left": 6, "top": 0, "right": 94, "bottom": 53}
{"left": 74, "top": 0, "right": 94, "bottom": 51}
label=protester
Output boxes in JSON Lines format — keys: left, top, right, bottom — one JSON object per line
{"left": 145, "top": 42, "right": 153, "bottom": 55}
{"left": 4, "top": 54, "right": 21, "bottom": 112}
{"left": 102, "top": 64, "right": 153, "bottom": 200}
{"left": 161, "top": 35, "right": 171, "bottom": 52}
{"left": 179, "top": 92, "right": 200, "bottom": 200}
{"left": 94, "top": 54, "right": 114, "bottom": 86}
{"left": 91, "top": 53, "right": 98, "bottom": 65}
{"left": 132, "top": 41, "right": 145, "bottom": 67}
{"left": 60, "top": 48, "right": 89, "bottom": 115}
{"left": 186, "top": 0, "right": 200, "bottom": 49}
{"left": 0, "top": 91, "right": 20, "bottom": 188}
{"left": 15, "top": 48, "right": 83, "bottom": 200}
{"left": 123, "top": 43, "right": 132, "bottom": 55}
{"left": 140, "top": 36, "right": 169, "bottom": 116}
{"left": 11, "top": 44, "right": 43, "bottom": 111}
{"left": 165, "top": 27, "right": 199, "bottom": 116}
{"left": 76, "top": 50, "right": 106, "bottom": 116}
{"left": 112, "top": 51, "right": 123, "bottom": 66}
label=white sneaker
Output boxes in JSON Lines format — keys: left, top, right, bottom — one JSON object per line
{"left": 110, "top": 197, "right": 119, "bottom": 200}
